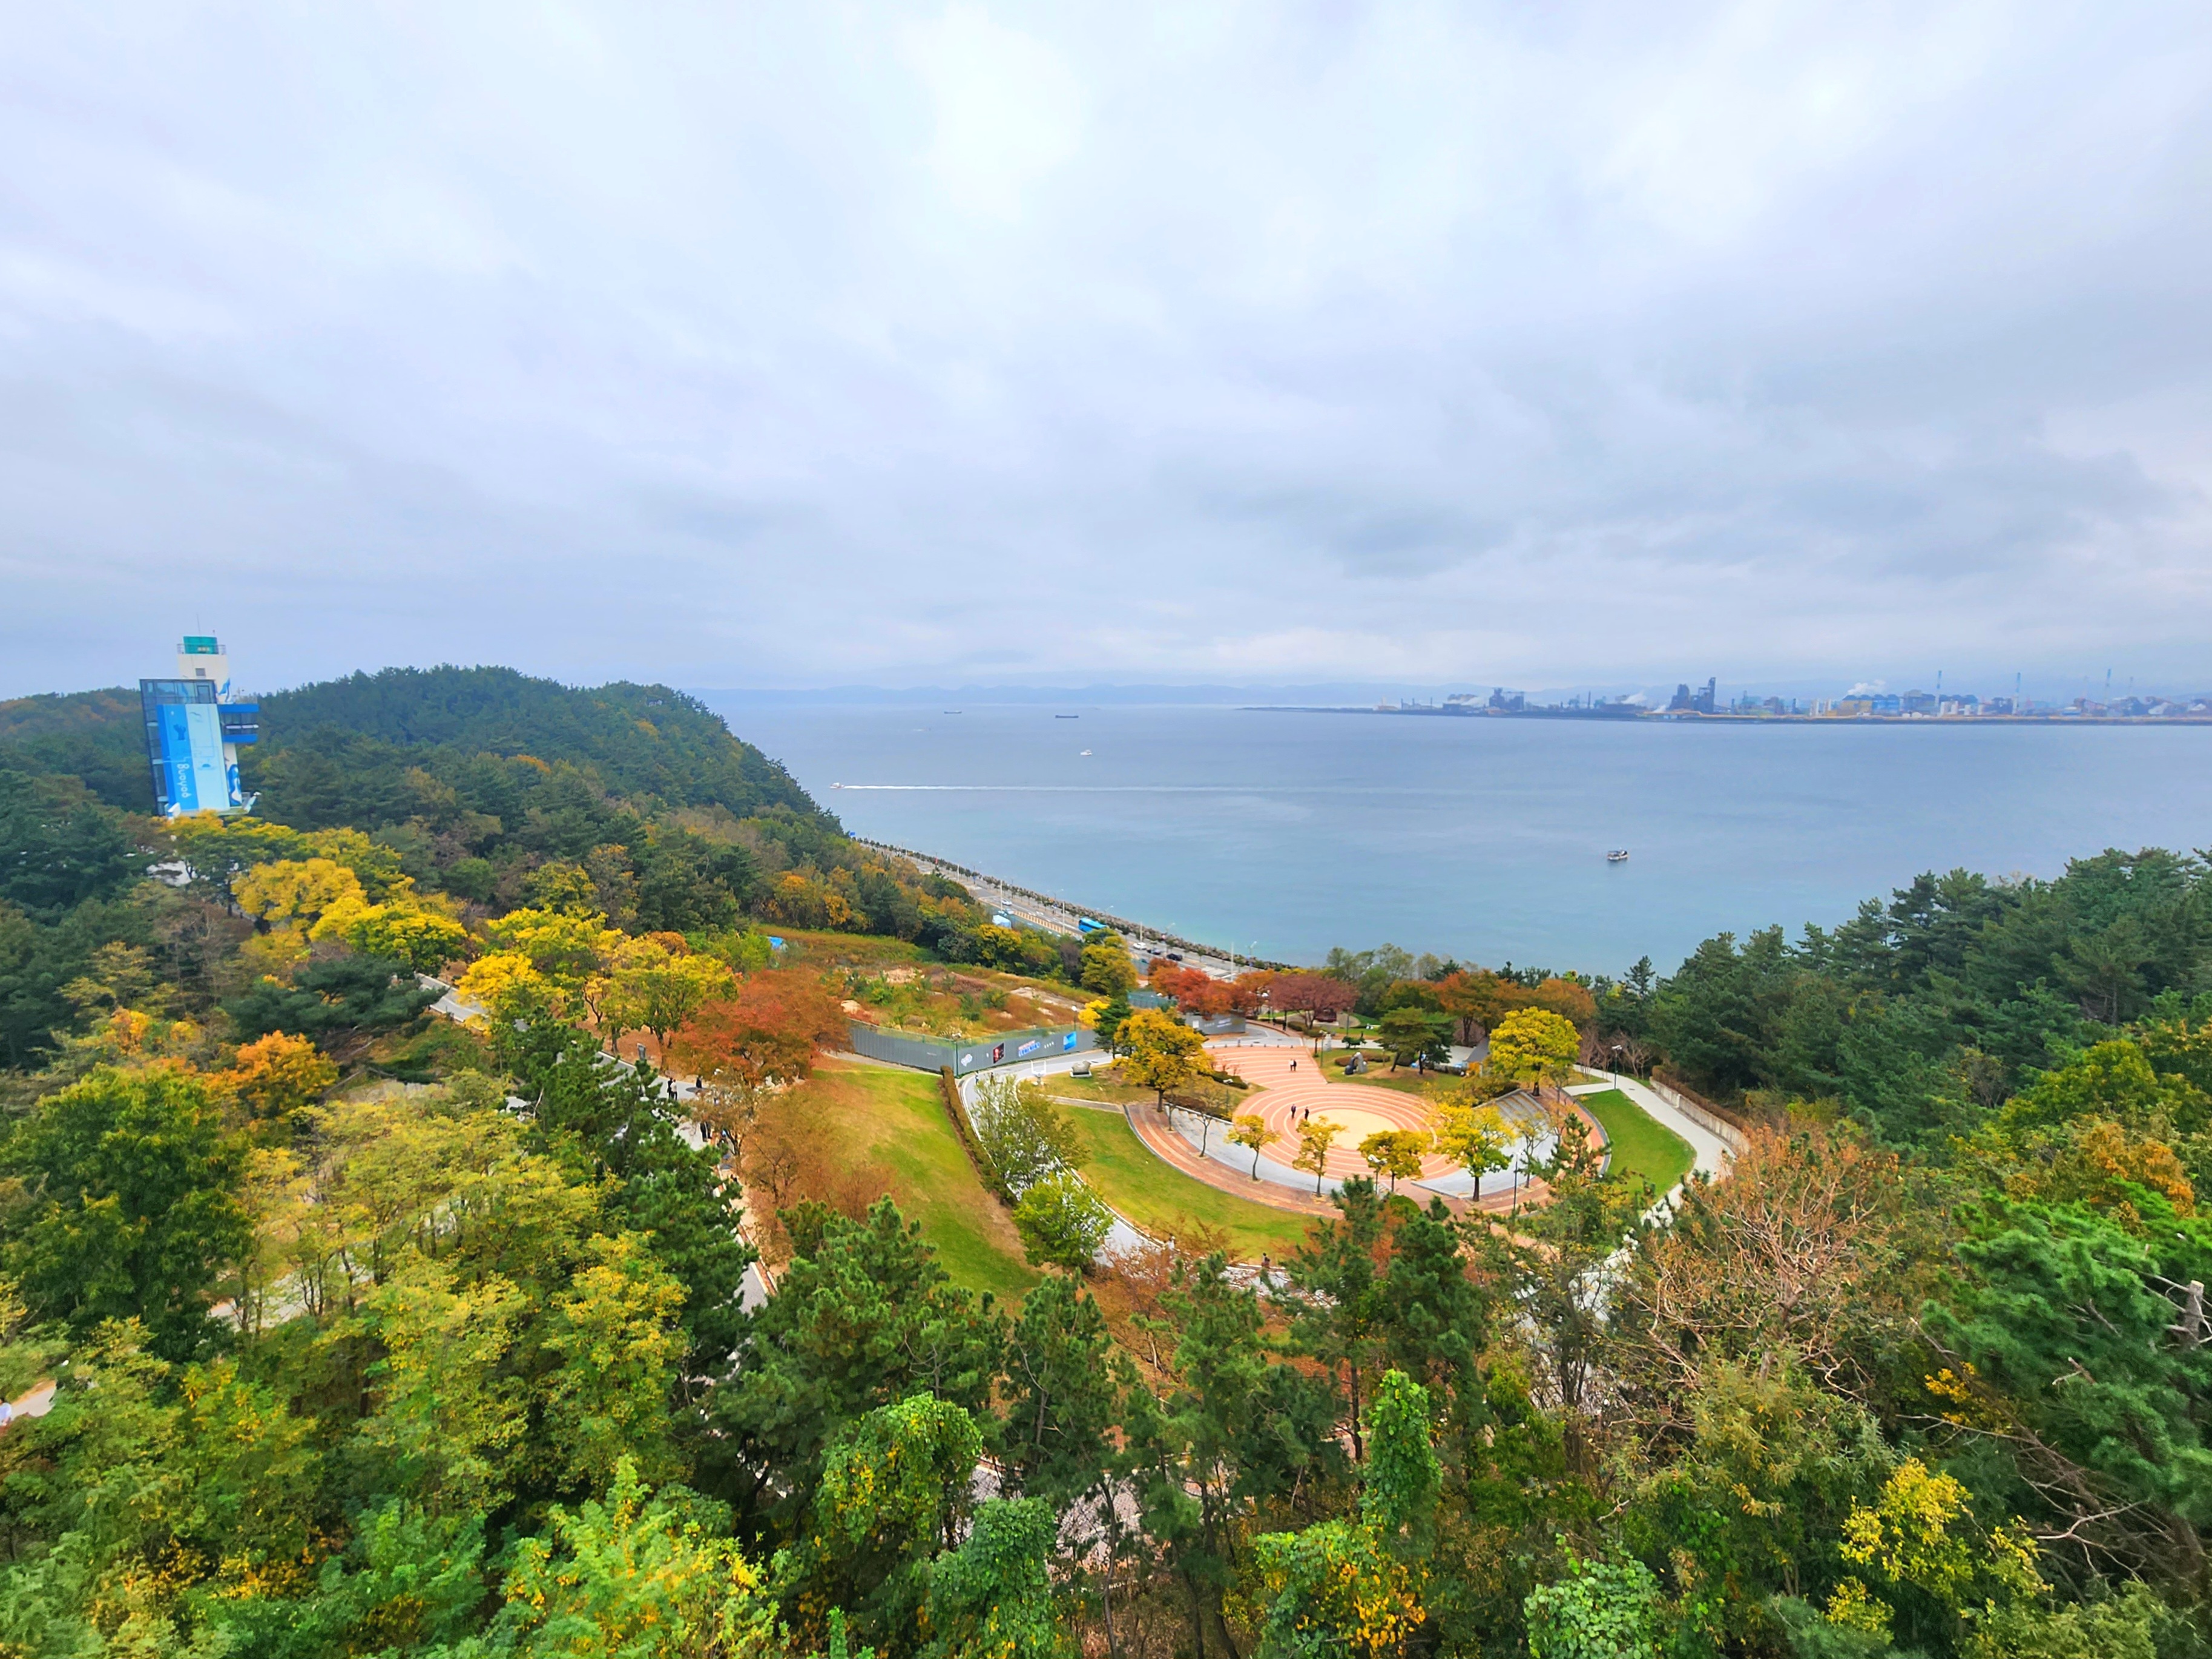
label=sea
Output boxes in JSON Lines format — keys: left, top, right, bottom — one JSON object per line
{"left": 696, "top": 699, "right": 2212, "bottom": 977}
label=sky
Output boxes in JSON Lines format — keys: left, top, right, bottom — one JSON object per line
{"left": 4, "top": 2, "right": 2211, "bottom": 701}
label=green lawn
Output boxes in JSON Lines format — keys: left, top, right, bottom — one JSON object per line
{"left": 786, "top": 1062, "right": 1040, "bottom": 1303}
{"left": 1062, "top": 1107, "right": 1322, "bottom": 1261}
{"left": 1577, "top": 1088, "right": 1695, "bottom": 1197}
{"left": 1044, "top": 1071, "right": 1156, "bottom": 1106}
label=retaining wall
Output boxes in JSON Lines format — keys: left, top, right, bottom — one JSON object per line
{"left": 1645, "top": 1076, "right": 1751, "bottom": 1153}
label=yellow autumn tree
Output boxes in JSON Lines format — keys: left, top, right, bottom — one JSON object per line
{"left": 235, "top": 858, "right": 367, "bottom": 940}
{"left": 311, "top": 887, "right": 473, "bottom": 976}
{"left": 1484, "top": 1007, "right": 1582, "bottom": 1087}
{"left": 596, "top": 937, "right": 735, "bottom": 1066}
{"left": 481, "top": 906, "right": 619, "bottom": 990}
{"left": 458, "top": 951, "right": 567, "bottom": 1027}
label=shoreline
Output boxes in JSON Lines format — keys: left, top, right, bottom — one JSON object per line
{"left": 1246, "top": 705, "right": 2212, "bottom": 726}
{"left": 850, "top": 836, "right": 1289, "bottom": 977}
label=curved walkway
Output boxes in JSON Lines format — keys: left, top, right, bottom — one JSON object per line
{"left": 1576, "top": 1069, "right": 1731, "bottom": 1187}
{"left": 1124, "top": 1100, "right": 1344, "bottom": 1220}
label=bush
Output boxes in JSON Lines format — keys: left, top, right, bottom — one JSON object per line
{"left": 969, "top": 1076, "right": 1079, "bottom": 1195}
{"left": 1011, "top": 1172, "right": 1112, "bottom": 1272}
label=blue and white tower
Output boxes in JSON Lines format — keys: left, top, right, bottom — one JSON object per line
{"left": 139, "top": 635, "right": 259, "bottom": 816}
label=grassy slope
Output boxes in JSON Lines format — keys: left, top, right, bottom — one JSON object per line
{"left": 1044, "top": 1073, "right": 1156, "bottom": 1106}
{"left": 1062, "top": 1106, "right": 1320, "bottom": 1261}
{"left": 780, "top": 1060, "right": 1039, "bottom": 1303}
{"left": 1578, "top": 1087, "right": 1695, "bottom": 1195}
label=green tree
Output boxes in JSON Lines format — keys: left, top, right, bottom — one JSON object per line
{"left": 1080, "top": 931, "right": 1138, "bottom": 994}
{"left": 972, "top": 1075, "right": 1082, "bottom": 1194}
{"left": 919, "top": 1497, "right": 1068, "bottom": 1659}
{"left": 1372, "top": 1199, "right": 1490, "bottom": 1447}
{"left": 1286, "top": 1178, "right": 1389, "bottom": 1460}
{"left": 510, "top": 1022, "right": 757, "bottom": 1380}
{"left": 351, "top": 1252, "right": 531, "bottom": 1517}
{"left": 1121, "top": 1254, "right": 1340, "bottom": 1659}
{"left": 1002, "top": 1275, "right": 1125, "bottom": 1510}
{"left": 1093, "top": 989, "right": 1133, "bottom": 1052}
{"left": 786, "top": 1395, "right": 985, "bottom": 1650}
{"left": 1920, "top": 1199, "right": 2212, "bottom": 1579}
{"left": 501, "top": 1456, "right": 775, "bottom": 1659}
{"left": 1249, "top": 1519, "right": 1421, "bottom": 1659}
{"left": 1524, "top": 1556, "right": 1664, "bottom": 1659}
{"left": 1012, "top": 1171, "right": 1113, "bottom": 1272}
{"left": 0, "top": 770, "right": 143, "bottom": 920}
{"left": 1470, "top": 1117, "right": 1644, "bottom": 1473}
{"left": 0, "top": 894, "right": 153, "bottom": 1068}
{"left": 222, "top": 1501, "right": 490, "bottom": 1657}
{"left": 542, "top": 1231, "right": 689, "bottom": 1492}
{"left": 0, "top": 1064, "right": 249, "bottom": 1360}
{"left": 0, "top": 1326, "right": 325, "bottom": 1653}
{"left": 708, "top": 1198, "right": 1004, "bottom": 1534}
{"left": 224, "top": 950, "right": 439, "bottom": 1046}
{"left": 1247, "top": 1373, "right": 1440, "bottom": 1659}
{"left": 1377, "top": 1006, "right": 1450, "bottom": 1070}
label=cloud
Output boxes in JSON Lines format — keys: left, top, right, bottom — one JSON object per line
{"left": 3, "top": 1, "right": 2211, "bottom": 697}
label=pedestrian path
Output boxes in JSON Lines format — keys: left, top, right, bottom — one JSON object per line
{"left": 1583, "top": 1069, "right": 1731, "bottom": 1184}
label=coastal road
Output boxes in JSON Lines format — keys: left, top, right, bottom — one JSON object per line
{"left": 879, "top": 851, "right": 1257, "bottom": 979}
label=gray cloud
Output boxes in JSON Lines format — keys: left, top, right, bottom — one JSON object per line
{"left": 3, "top": 1, "right": 2211, "bottom": 698}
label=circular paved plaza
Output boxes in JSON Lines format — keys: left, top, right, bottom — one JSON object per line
{"left": 1213, "top": 1042, "right": 1463, "bottom": 1183}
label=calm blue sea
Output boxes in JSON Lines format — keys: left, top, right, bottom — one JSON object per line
{"left": 697, "top": 700, "right": 2212, "bottom": 976}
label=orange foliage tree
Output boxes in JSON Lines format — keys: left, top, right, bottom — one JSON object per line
{"left": 672, "top": 972, "right": 850, "bottom": 1091}
{"left": 215, "top": 1031, "right": 338, "bottom": 1126}
{"left": 1266, "top": 974, "right": 1360, "bottom": 1023}
{"left": 1147, "top": 960, "right": 1234, "bottom": 1016}
{"left": 1436, "top": 970, "right": 1596, "bottom": 1044}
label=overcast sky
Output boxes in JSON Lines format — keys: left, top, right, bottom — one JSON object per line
{"left": 4, "top": 2, "right": 2210, "bottom": 700}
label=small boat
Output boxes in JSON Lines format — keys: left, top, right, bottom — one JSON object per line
{"left": 1055, "top": 714, "right": 1080, "bottom": 719}
{"left": 1607, "top": 849, "right": 1629, "bottom": 862}
{"left": 1079, "top": 748, "right": 1092, "bottom": 756}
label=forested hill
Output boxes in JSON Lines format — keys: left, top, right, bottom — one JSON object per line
{"left": 0, "top": 666, "right": 826, "bottom": 826}
{"left": 252, "top": 666, "right": 822, "bottom": 824}
{"left": 0, "top": 686, "right": 154, "bottom": 810}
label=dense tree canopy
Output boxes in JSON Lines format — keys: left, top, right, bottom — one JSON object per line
{"left": 2, "top": 675, "right": 2210, "bottom": 1658}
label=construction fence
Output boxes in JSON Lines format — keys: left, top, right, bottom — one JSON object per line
{"left": 845, "top": 1020, "right": 1099, "bottom": 1077}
